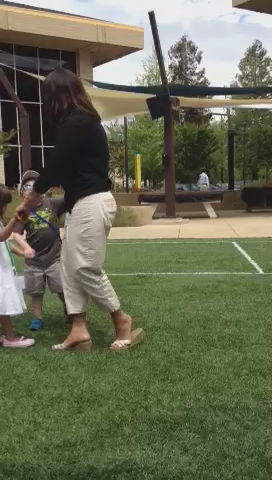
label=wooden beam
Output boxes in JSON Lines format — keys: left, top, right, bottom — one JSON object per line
{"left": 0, "top": 68, "right": 31, "bottom": 173}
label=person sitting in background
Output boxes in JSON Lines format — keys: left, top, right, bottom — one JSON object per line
{"left": 13, "top": 170, "right": 68, "bottom": 332}
{"left": 197, "top": 171, "right": 210, "bottom": 191}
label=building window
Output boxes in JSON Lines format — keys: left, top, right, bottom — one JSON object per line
{"left": 24, "top": 103, "right": 42, "bottom": 146}
{"left": 61, "top": 50, "right": 77, "bottom": 73}
{"left": 14, "top": 45, "right": 39, "bottom": 103}
{"left": 39, "top": 48, "right": 62, "bottom": 77}
{"left": 4, "top": 147, "right": 20, "bottom": 188}
{"left": 0, "top": 43, "right": 76, "bottom": 185}
{"left": 1, "top": 102, "right": 18, "bottom": 145}
{"left": 0, "top": 44, "right": 15, "bottom": 100}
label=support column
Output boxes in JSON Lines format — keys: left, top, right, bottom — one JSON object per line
{"left": 76, "top": 49, "right": 93, "bottom": 80}
{"left": 0, "top": 156, "right": 5, "bottom": 184}
{"left": 0, "top": 101, "right": 5, "bottom": 184}
{"left": 228, "top": 131, "right": 235, "bottom": 191}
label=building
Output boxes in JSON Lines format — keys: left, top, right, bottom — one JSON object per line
{"left": 232, "top": 0, "right": 272, "bottom": 15}
{"left": 0, "top": 0, "right": 144, "bottom": 186}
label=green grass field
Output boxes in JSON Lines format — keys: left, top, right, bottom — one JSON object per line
{"left": 1, "top": 239, "right": 272, "bottom": 479}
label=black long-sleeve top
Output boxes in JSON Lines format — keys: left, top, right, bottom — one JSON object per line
{"left": 34, "top": 111, "right": 111, "bottom": 211}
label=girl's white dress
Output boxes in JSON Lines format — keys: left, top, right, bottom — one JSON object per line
{"left": 0, "top": 239, "right": 26, "bottom": 316}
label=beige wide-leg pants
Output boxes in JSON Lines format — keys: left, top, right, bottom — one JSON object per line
{"left": 61, "top": 192, "right": 120, "bottom": 315}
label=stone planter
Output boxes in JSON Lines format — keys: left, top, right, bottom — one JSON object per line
{"left": 114, "top": 205, "right": 155, "bottom": 227}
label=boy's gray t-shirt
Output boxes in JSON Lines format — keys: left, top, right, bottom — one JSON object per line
{"left": 17, "top": 197, "right": 66, "bottom": 268}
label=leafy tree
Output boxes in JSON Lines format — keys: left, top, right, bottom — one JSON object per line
{"left": 231, "top": 39, "right": 272, "bottom": 180}
{"left": 174, "top": 123, "right": 219, "bottom": 184}
{"left": 210, "top": 119, "right": 228, "bottom": 183}
{"left": 135, "top": 46, "right": 162, "bottom": 86}
{"left": 128, "top": 115, "right": 164, "bottom": 188}
{"left": 127, "top": 49, "right": 166, "bottom": 188}
{"left": 234, "top": 39, "right": 272, "bottom": 89}
{"left": 106, "top": 121, "right": 125, "bottom": 189}
{"left": 129, "top": 37, "right": 220, "bottom": 189}
{"left": 168, "top": 34, "right": 211, "bottom": 127}
{"left": 168, "top": 34, "right": 210, "bottom": 86}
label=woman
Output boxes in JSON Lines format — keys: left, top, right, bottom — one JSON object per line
{"left": 16, "top": 68, "right": 144, "bottom": 352}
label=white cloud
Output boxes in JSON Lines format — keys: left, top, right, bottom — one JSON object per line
{"left": 8, "top": 0, "right": 272, "bottom": 87}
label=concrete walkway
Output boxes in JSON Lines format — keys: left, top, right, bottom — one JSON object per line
{"left": 109, "top": 214, "right": 272, "bottom": 239}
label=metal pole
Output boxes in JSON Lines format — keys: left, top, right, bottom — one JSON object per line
{"left": 148, "top": 11, "right": 176, "bottom": 217}
{"left": 124, "top": 116, "right": 129, "bottom": 193}
{"left": 242, "top": 122, "right": 246, "bottom": 185}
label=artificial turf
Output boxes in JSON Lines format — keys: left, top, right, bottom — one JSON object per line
{"left": 1, "top": 239, "right": 272, "bottom": 479}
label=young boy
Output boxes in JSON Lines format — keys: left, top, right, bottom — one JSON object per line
{"left": 13, "top": 170, "right": 67, "bottom": 331}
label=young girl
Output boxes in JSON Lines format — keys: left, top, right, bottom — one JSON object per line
{"left": 0, "top": 184, "right": 35, "bottom": 348}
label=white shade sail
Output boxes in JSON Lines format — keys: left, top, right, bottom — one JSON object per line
{"left": 22, "top": 70, "right": 272, "bottom": 121}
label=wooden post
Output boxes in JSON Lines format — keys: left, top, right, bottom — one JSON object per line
{"left": 124, "top": 116, "right": 129, "bottom": 193}
{"left": 0, "top": 68, "right": 31, "bottom": 173}
{"left": 148, "top": 11, "right": 176, "bottom": 217}
{"left": 227, "top": 131, "right": 235, "bottom": 191}
{"left": 226, "top": 108, "right": 235, "bottom": 191}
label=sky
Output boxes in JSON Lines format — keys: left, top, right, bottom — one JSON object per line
{"left": 9, "top": 0, "right": 272, "bottom": 87}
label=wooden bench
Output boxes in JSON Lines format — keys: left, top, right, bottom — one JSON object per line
{"left": 138, "top": 192, "right": 223, "bottom": 219}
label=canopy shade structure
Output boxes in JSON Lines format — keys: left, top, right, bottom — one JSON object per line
{"left": 82, "top": 82, "right": 272, "bottom": 121}
{"left": 90, "top": 80, "right": 272, "bottom": 98}
{"left": 12, "top": 68, "right": 272, "bottom": 121}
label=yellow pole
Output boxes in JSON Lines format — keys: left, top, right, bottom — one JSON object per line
{"left": 135, "top": 152, "right": 141, "bottom": 191}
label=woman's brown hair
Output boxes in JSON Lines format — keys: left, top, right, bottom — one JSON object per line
{"left": 0, "top": 184, "right": 12, "bottom": 218}
{"left": 42, "top": 68, "right": 101, "bottom": 123}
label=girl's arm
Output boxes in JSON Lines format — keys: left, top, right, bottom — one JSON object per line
{"left": 0, "top": 217, "right": 19, "bottom": 242}
{"left": 12, "top": 232, "right": 35, "bottom": 259}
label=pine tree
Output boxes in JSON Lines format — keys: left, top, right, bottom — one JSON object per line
{"left": 168, "top": 34, "right": 209, "bottom": 86}
{"left": 234, "top": 39, "right": 272, "bottom": 89}
{"left": 232, "top": 39, "right": 272, "bottom": 181}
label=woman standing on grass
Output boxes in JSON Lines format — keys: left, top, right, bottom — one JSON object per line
{"left": 16, "top": 68, "right": 144, "bottom": 352}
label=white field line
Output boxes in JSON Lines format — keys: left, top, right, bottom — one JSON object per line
{"left": 232, "top": 241, "right": 264, "bottom": 274}
{"left": 108, "top": 241, "right": 229, "bottom": 245}
{"left": 108, "top": 240, "right": 272, "bottom": 245}
{"left": 108, "top": 272, "right": 267, "bottom": 277}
